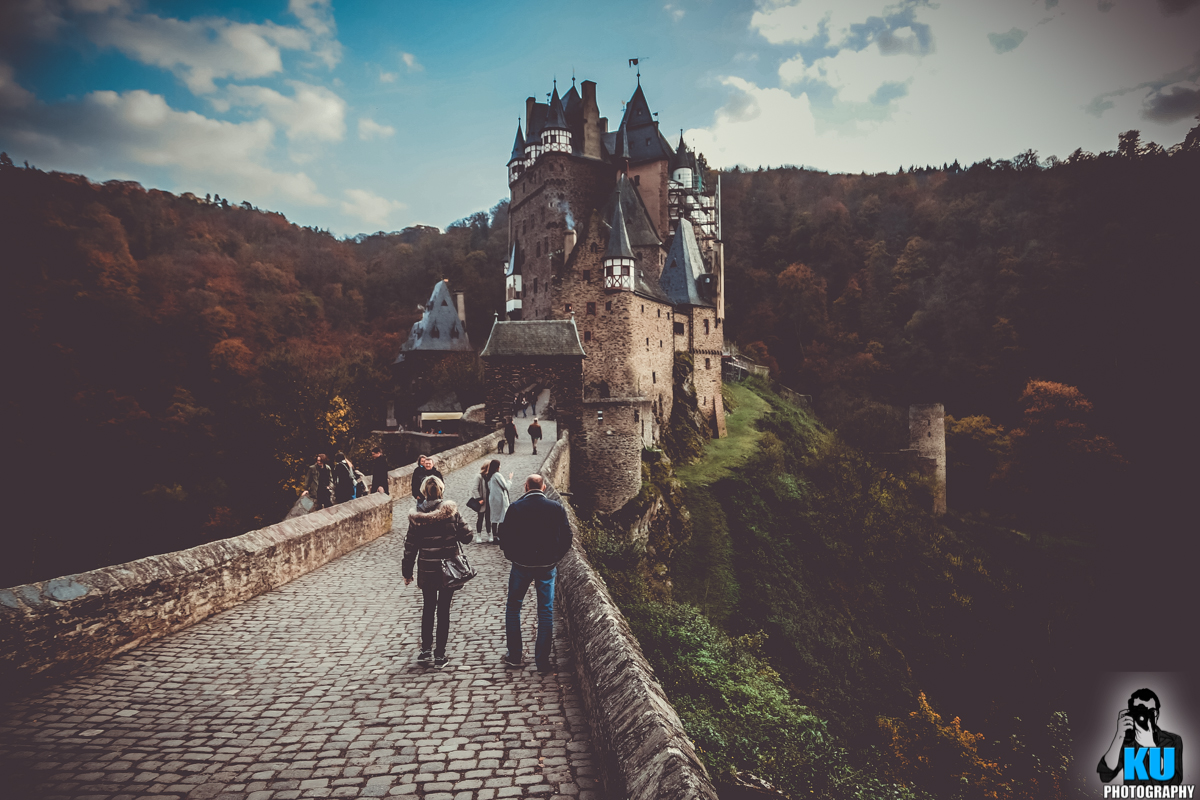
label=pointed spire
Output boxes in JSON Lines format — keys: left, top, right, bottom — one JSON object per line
{"left": 509, "top": 120, "right": 526, "bottom": 163}
{"left": 546, "top": 84, "right": 568, "bottom": 130}
{"left": 605, "top": 186, "right": 635, "bottom": 261}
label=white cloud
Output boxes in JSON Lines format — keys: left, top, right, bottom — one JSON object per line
{"left": 287, "top": 0, "right": 342, "bottom": 68}
{"left": 685, "top": 77, "right": 820, "bottom": 168}
{"left": 401, "top": 52, "right": 423, "bottom": 72}
{"left": 781, "top": 42, "right": 920, "bottom": 103}
{"left": 223, "top": 81, "right": 346, "bottom": 142}
{"left": 752, "top": 0, "right": 891, "bottom": 46}
{"left": 341, "top": 188, "right": 406, "bottom": 228}
{"left": 665, "top": 4, "right": 685, "bottom": 22}
{"left": 0, "top": 82, "right": 329, "bottom": 206}
{"left": 380, "top": 70, "right": 398, "bottom": 83}
{"left": 358, "top": 118, "right": 395, "bottom": 140}
{"left": 0, "top": 62, "right": 36, "bottom": 109}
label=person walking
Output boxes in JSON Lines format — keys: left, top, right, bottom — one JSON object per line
{"left": 503, "top": 417, "right": 518, "bottom": 454}
{"left": 401, "top": 475, "right": 473, "bottom": 669}
{"left": 411, "top": 454, "right": 443, "bottom": 502}
{"left": 303, "top": 453, "right": 333, "bottom": 510}
{"left": 332, "top": 452, "right": 356, "bottom": 504}
{"left": 486, "top": 459, "right": 511, "bottom": 540}
{"left": 370, "top": 446, "right": 390, "bottom": 494}
{"left": 498, "top": 474, "right": 572, "bottom": 673}
{"left": 472, "top": 463, "right": 492, "bottom": 543}
{"left": 527, "top": 418, "right": 543, "bottom": 455}
{"left": 511, "top": 392, "right": 522, "bottom": 418}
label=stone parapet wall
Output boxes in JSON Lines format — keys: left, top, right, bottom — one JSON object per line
{"left": 0, "top": 494, "right": 392, "bottom": 694}
{"left": 542, "top": 435, "right": 719, "bottom": 800}
{"left": 381, "top": 430, "right": 504, "bottom": 497}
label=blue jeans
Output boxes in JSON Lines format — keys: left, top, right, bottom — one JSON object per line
{"left": 506, "top": 564, "right": 555, "bottom": 667}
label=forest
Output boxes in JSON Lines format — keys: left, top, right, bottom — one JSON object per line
{"left": 2, "top": 118, "right": 1196, "bottom": 596}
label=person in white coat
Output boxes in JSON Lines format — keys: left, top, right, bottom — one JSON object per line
{"left": 486, "top": 459, "right": 512, "bottom": 540}
{"left": 472, "top": 463, "right": 492, "bottom": 543}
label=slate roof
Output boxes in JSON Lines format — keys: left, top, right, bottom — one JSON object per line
{"left": 545, "top": 86, "right": 568, "bottom": 131}
{"left": 479, "top": 319, "right": 587, "bottom": 358}
{"left": 604, "top": 191, "right": 635, "bottom": 261}
{"left": 509, "top": 123, "right": 525, "bottom": 163}
{"left": 660, "top": 220, "right": 713, "bottom": 308}
{"left": 395, "top": 280, "right": 472, "bottom": 361}
{"left": 617, "top": 85, "right": 674, "bottom": 165}
{"left": 599, "top": 173, "right": 661, "bottom": 247}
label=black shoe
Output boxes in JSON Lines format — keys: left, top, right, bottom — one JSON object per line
{"left": 432, "top": 655, "right": 450, "bottom": 670}
{"left": 417, "top": 649, "right": 433, "bottom": 665}
{"left": 503, "top": 653, "right": 524, "bottom": 668}
{"left": 537, "top": 662, "right": 553, "bottom": 675}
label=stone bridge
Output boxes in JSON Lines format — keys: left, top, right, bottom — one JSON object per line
{"left": 0, "top": 424, "right": 717, "bottom": 800}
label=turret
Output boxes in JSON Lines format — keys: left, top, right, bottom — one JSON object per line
{"left": 541, "top": 83, "right": 571, "bottom": 154}
{"left": 672, "top": 133, "right": 694, "bottom": 189}
{"left": 508, "top": 121, "right": 526, "bottom": 184}
{"left": 505, "top": 243, "right": 523, "bottom": 319}
{"left": 603, "top": 188, "right": 635, "bottom": 292}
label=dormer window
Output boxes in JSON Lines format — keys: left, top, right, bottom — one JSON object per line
{"left": 603, "top": 257, "right": 634, "bottom": 291}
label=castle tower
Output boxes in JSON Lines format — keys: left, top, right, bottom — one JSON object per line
{"left": 909, "top": 403, "right": 947, "bottom": 514}
{"left": 494, "top": 74, "right": 727, "bottom": 513}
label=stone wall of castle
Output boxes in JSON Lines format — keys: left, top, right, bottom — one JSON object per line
{"left": 578, "top": 399, "right": 645, "bottom": 513}
{"left": 509, "top": 152, "right": 613, "bottom": 321}
{"left": 627, "top": 159, "right": 670, "bottom": 239}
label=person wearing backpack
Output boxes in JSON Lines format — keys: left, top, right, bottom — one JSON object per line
{"left": 402, "top": 475, "right": 473, "bottom": 669}
{"left": 332, "top": 452, "right": 356, "bottom": 504}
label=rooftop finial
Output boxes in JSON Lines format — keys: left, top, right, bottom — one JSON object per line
{"left": 629, "top": 57, "right": 641, "bottom": 85}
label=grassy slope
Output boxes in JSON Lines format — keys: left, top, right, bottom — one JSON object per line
{"left": 673, "top": 382, "right": 770, "bottom": 623}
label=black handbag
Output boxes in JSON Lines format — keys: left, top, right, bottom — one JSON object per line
{"left": 466, "top": 496, "right": 483, "bottom": 513}
{"left": 441, "top": 543, "right": 477, "bottom": 590}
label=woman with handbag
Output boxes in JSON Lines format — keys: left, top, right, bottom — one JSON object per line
{"left": 401, "top": 475, "right": 473, "bottom": 669}
{"left": 486, "top": 460, "right": 512, "bottom": 542}
{"left": 470, "top": 463, "right": 492, "bottom": 543}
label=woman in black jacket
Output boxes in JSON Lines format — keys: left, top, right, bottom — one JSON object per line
{"left": 402, "top": 475, "right": 472, "bottom": 669}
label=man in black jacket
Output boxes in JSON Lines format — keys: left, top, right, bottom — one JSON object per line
{"left": 497, "top": 474, "right": 572, "bottom": 673}
{"left": 410, "top": 454, "right": 443, "bottom": 501}
{"left": 370, "top": 446, "right": 390, "bottom": 495}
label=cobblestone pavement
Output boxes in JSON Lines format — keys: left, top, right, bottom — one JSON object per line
{"left": 1, "top": 420, "right": 604, "bottom": 800}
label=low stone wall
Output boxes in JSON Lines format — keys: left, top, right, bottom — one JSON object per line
{"left": 543, "top": 434, "right": 719, "bottom": 800}
{"left": 0, "top": 493, "right": 392, "bottom": 695}
{"left": 379, "top": 429, "right": 504, "bottom": 498}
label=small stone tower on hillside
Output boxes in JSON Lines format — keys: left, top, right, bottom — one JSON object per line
{"left": 489, "top": 76, "right": 727, "bottom": 512}
{"left": 909, "top": 403, "right": 947, "bottom": 515}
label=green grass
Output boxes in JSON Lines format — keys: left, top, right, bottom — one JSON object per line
{"left": 675, "top": 382, "right": 770, "bottom": 487}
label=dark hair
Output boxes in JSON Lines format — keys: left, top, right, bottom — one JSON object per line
{"left": 335, "top": 451, "right": 346, "bottom": 462}
{"left": 1130, "top": 688, "right": 1161, "bottom": 710}
{"left": 317, "top": 453, "right": 327, "bottom": 464}
{"left": 486, "top": 459, "right": 501, "bottom": 479}
{"left": 371, "top": 445, "right": 382, "bottom": 454}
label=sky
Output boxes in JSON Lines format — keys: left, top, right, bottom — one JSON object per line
{"left": 1, "top": 0, "right": 1197, "bottom": 237}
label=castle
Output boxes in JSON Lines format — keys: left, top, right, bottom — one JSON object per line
{"left": 481, "top": 76, "right": 727, "bottom": 512}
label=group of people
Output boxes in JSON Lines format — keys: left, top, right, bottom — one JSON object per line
{"left": 511, "top": 391, "right": 536, "bottom": 417}
{"left": 501, "top": 417, "right": 542, "bottom": 455}
{"left": 401, "top": 455, "right": 571, "bottom": 674}
{"left": 303, "top": 446, "right": 391, "bottom": 509}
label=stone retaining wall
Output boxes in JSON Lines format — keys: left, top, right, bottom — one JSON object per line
{"left": 543, "top": 433, "right": 719, "bottom": 800}
{"left": 0, "top": 493, "right": 392, "bottom": 695}
{"left": 380, "top": 430, "right": 504, "bottom": 498}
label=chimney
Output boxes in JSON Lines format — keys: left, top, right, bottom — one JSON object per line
{"left": 455, "top": 292, "right": 467, "bottom": 323}
{"left": 582, "top": 80, "right": 601, "bottom": 159}
{"left": 525, "top": 96, "right": 537, "bottom": 141}
{"left": 564, "top": 229, "right": 577, "bottom": 261}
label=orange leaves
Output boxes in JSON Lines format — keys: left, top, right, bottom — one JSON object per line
{"left": 879, "top": 692, "right": 1009, "bottom": 799}
{"left": 210, "top": 337, "right": 255, "bottom": 377}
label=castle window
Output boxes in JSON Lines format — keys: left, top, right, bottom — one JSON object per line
{"left": 673, "top": 322, "right": 685, "bottom": 335}
{"left": 565, "top": 303, "right": 572, "bottom": 313}
{"left": 533, "top": 278, "right": 539, "bottom": 293}
{"left": 641, "top": 304, "right": 645, "bottom": 313}
{"left": 605, "top": 301, "right": 612, "bottom": 312}
{"left": 586, "top": 302, "right": 596, "bottom": 315}
{"left": 657, "top": 309, "right": 661, "bottom": 317}
{"left": 584, "top": 330, "right": 592, "bottom": 342}
{"left": 660, "top": 340, "right": 663, "bottom": 347}
{"left": 646, "top": 337, "right": 650, "bottom": 347}
{"left": 705, "top": 358, "right": 711, "bottom": 369}
{"left": 634, "top": 410, "right": 640, "bottom": 422}
{"left": 704, "top": 319, "right": 710, "bottom": 335}
{"left": 716, "top": 318, "right": 721, "bottom": 328}
{"left": 633, "top": 175, "right": 640, "bottom": 185}
{"left": 590, "top": 243, "right": 598, "bottom": 253}
{"left": 583, "top": 270, "right": 591, "bottom": 281}
{"left": 652, "top": 371, "right": 657, "bottom": 384}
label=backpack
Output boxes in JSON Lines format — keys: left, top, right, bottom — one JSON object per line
{"left": 354, "top": 471, "right": 368, "bottom": 498}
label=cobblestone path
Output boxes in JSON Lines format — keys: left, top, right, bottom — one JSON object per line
{"left": 1, "top": 420, "right": 604, "bottom": 800}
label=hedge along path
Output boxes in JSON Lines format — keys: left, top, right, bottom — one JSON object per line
{"left": 0, "top": 419, "right": 605, "bottom": 800}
